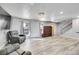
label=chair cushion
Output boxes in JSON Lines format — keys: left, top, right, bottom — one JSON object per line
{"left": 11, "top": 31, "right": 19, "bottom": 37}
{"left": 0, "top": 43, "right": 20, "bottom": 55}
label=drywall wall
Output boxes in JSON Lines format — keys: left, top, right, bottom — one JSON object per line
{"left": 30, "top": 21, "right": 41, "bottom": 37}
{"left": 62, "top": 19, "right": 79, "bottom": 39}
{"left": 10, "top": 17, "right": 21, "bottom": 34}
{"left": 0, "top": 15, "right": 11, "bottom": 49}
{"left": 0, "top": 30, "right": 9, "bottom": 49}
{"left": 10, "top": 16, "right": 41, "bottom": 38}
{"left": 72, "top": 18, "right": 79, "bottom": 32}
{"left": 0, "top": 16, "right": 31, "bottom": 49}
{"left": 57, "top": 19, "right": 72, "bottom": 34}
{"left": 40, "top": 22, "right": 53, "bottom": 26}
{"left": 10, "top": 17, "right": 30, "bottom": 34}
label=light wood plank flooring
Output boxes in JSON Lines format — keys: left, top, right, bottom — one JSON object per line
{"left": 20, "top": 36, "right": 79, "bottom": 55}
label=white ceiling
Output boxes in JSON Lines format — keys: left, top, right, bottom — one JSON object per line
{"left": 0, "top": 3, "right": 31, "bottom": 19}
{"left": 0, "top": 6, "right": 10, "bottom": 16}
{"left": 30, "top": 3, "right": 79, "bottom": 21}
{"left": 1, "top": 3, "right": 79, "bottom": 21}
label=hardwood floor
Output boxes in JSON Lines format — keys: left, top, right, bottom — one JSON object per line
{"left": 20, "top": 36, "right": 79, "bottom": 55}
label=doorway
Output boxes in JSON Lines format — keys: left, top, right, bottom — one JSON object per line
{"left": 42, "top": 26, "right": 52, "bottom": 37}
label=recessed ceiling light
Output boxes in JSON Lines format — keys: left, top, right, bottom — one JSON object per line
{"left": 77, "top": 16, "right": 79, "bottom": 18}
{"left": 60, "top": 11, "right": 63, "bottom": 14}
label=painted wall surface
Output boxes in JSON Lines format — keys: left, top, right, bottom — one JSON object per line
{"left": 72, "top": 18, "right": 79, "bottom": 32}
{"left": 40, "top": 19, "right": 72, "bottom": 35}
{"left": 10, "top": 17, "right": 30, "bottom": 34}
{"left": 0, "top": 15, "right": 10, "bottom": 49}
{"left": 0, "top": 16, "right": 30, "bottom": 49}
{"left": 10, "top": 17, "right": 21, "bottom": 34}
{"left": 0, "top": 30, "right": 7, "bottom": 49}
{"left": 57, "top": 19, "right": 72, "bottom": 34}
{"left": 10, "top": 17, "right": 41, "bottom": 38}
{"left": 61, "top": 19, "right": 79, "bottom": 38}
{"left": 30, "top": 21, "right": 41, "bottom": 37}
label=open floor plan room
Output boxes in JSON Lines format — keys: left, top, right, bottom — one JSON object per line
{"left": 0, "top": 3, "right": 79, "bottom": 55}
{"left": 19, "top": 36, "right": 79, "bottom": 55}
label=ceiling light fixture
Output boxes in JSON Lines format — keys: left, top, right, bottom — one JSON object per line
{"left": 38, "top": 12, "right": 46, "bottom": 21}
{"left": 60, "top": 11, "right": 63, "bottom": 14}
{"left": 77, "top": 16, "right": 79, "bottom": 18}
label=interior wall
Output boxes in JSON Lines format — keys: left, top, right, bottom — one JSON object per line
{"left": 0, "top": 16, "right": 31, "bottom": 49}
{"left": 0, "top": 15, "right": 11, "bottom": 49}
{"left": 40, "top": 22, "right": 53, "bottom": 26}
{"left": 10, "top": 17, "right": 21, "bottom": 34}
{"left": 72, "top": 18, "right": 79, "bottom": 32}
{"left": 0, "top": 30, "right": 7, "bottom": 49}
{"left": 30, "top": 21, "right": 41, "bottom": 37}
{"left": 57, "top": 19, "right": 72, "bottom": 34}
{"left": 10, "top": 17, "right": 30, "bottom": 34}
{"left": 10, "top": 17, "right": 41, "bottom": 38}
{"left": 40, "top": 19, "right": 72, "bottom": 36}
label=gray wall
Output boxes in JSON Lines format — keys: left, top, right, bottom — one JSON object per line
{"left": 30, "top": 21, "right": 41, "bottom": 37}
{"left": 10, "top": 17, "right": 30, "bottom": 34}
{"left": 10, "top": 17, "right": 21, "bottom": 34}
{"left": 72, "top": 18, "right": 79, "bottom": 32}
{"left": 11, "top": 17, "right": 41, "bottom": 38}
{"left": 0, "top": 15, "right": 10, "bottom": 49}
{"left": 57, "top": 19, "right": 72, "bottom": 34}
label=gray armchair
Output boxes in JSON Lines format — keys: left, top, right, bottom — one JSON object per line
{"left": 0, "top": 43, "right": 20, "bottom": 55}
{"left": 0, "top": 43, "right": 32, "bottom": 55}
{"left": 7, "top": 31, "right": 26, "bottom": 44}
